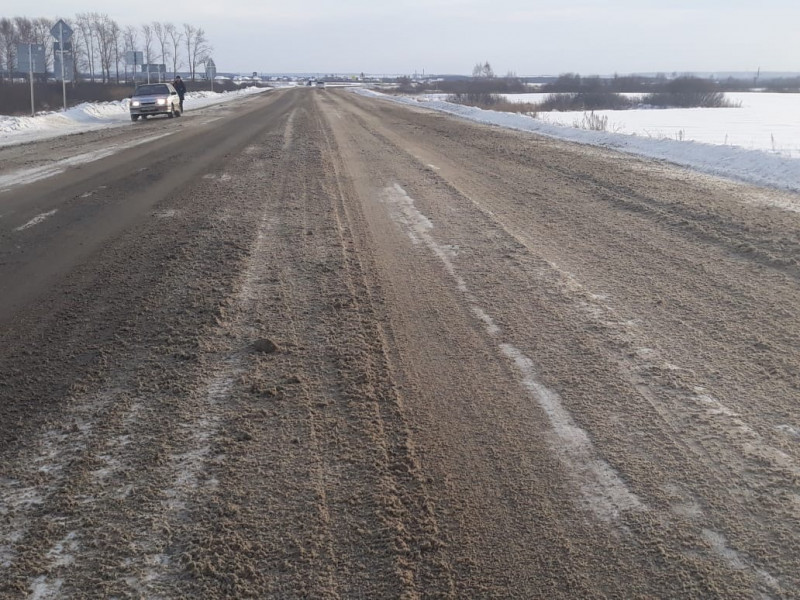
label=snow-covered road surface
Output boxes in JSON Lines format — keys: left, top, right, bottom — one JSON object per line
{"left": 1, "top": 87, "right": 799, "bottom": 598}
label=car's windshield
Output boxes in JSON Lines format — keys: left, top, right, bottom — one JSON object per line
{"left": 134, "top": 84, "right": 169, "bottom": 96}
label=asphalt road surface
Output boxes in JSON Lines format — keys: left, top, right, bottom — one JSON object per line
{"left": 1, "top": 88, "right": 799, "bottom": 598}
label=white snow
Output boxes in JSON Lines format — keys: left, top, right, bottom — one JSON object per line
{"left": 0, "top": 86, "right": 270, "bottom": 148}
{"left": 358, "top": 89, "right": 800, "bottom": 194}
{"left": 14, "top": 209, "right": 57, "bottom": 231}
{"left": 494, "top": 92, "right": 800, "bottom": 159}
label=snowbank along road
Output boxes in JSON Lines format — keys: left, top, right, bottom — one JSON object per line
{"left": 1, "top": 87, "right": 799, "bottom": 598}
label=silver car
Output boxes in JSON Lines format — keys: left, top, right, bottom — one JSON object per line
{"left": 130, "top": 83, "right": 182, "bottom": 121}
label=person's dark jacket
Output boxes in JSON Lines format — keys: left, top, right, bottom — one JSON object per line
{"left": 173, "top": 78, "right": 186, "bottom": 98}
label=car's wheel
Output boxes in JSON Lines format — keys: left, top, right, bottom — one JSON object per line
{"left": 167, "top": 107, "right": 174, "bottom": 118}
{"left": 131, "top": 114, "right": 139, "bottom": 121}
{"left": 142, "top": 114, "right": 148, "bottom": 119}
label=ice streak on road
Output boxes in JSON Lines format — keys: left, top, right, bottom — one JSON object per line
{"left": 0, "top": 132, "right": 174, "bottom": 192}
{"left": 14, "top": 209, "right": 57, "bottom": 231}
{"left": 381, "top": 183, "right": 645, "bottom": 522}
{"left": 500, "top": 343, "right": 644, "bottom": 520}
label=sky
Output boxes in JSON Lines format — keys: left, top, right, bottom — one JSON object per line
{"left": 4, "top": 0, "right": 800, "bottom": 76}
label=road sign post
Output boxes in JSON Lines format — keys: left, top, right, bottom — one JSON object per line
{"left": 15, "top": 43, "right": 46, "bottom": 116}
{"left": 51, "top": 20, "right": 74, "bottom": 111}
{"left": 29, "top": 45, "right": 33, "bottom": 116}
{"left": 205, "top": 58, "right": 216, "bottom": 91}
{"left": 125, "top": 51, "right": 143, "bottom": 84}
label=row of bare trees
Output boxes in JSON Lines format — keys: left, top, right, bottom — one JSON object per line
{"left": 0, "top": 15, "right": 212, "bottom": 83}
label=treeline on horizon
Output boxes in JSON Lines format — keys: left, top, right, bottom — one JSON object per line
{"left": 398, "top": 70, "right": 800, "bottom": 95}
{"left": 394, "top": 65, "right": 799, "bottom": 112}
{"left": 0, "top": 15, "right": 213, "bottom": 84}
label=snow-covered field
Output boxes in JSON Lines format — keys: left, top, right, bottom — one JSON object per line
{"left": 496, "top": 92, "right": 800, "bottom": 159}
{"left": 0, "top": 86, "right": 270, "bottom": 147}
{"left": 362, "top": 89, "right": 800, "bottom": 194}
{"left": 418, "top": 92, "right": 800, "bottom": 158}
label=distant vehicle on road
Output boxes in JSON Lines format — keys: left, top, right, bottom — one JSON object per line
{"left": 316, "top": 81, "right": 325, "bottom": 87}
{"left": 129, "top": 83, "right": 182, "bottom": 121}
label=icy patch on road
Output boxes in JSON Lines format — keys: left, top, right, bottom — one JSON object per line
{"left": 701, "top": 529, "right": 782, "bottom": 594}
{"left": 0, "top": 132, "right": 173, "bottom": 192}
{"left": 382, "top": 184, "right": 468, "bottom": 291}
{"left": 46, "top": 531, "right": 79, "bottom": 567}
{"left": 471, "top": 306, "right": 500, "bottom": 336}
{"left": 29, "top": 575, "right": 63, "bottom": 600}
{"left": 284, "top": 108, "right": 297, "bottom": 150}
{"left": 694, "top": 390, "right": 800, "bottom": 481}
{"left": 500, "top": 344, "right": 643, "bottom": 520}
{"left": 0, "top": 390, "right": 111, "bottom": 570}
{"left": 381, "top": 183, "right": 644, "bottom": 521}
{"left": 381, "top": 183, "right": 433, "bottom": 246}
{"left": 14, "top": 209, "right": 57, "bottom": 231}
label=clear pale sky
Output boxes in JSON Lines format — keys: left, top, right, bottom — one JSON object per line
{"left": 5, "top": 0, "right": 800, "bottom": 76}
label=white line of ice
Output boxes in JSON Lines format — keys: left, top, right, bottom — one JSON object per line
{"left": 382, "top": 183, "right": 644, "bottom": 521}
{"left": 14, "top": 209, "right": 57, "bottom": 231}
{"left": 470, "top": 306, "right": 500, "bottom": 336}
{"left": 500, "top": 343, "right": 644, "bottom": 520}
{"left": 701, "top": 529, "right": 782, "bottom": 593}
{"left": 0, "top": 132, "right": 174, "bottom": 192}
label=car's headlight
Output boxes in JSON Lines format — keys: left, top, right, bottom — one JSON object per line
{"left": 156, "top": 98, "right": 166, "bottom": 106}
{"left": 131, "top": 100, "right": 140, "bottom": 107}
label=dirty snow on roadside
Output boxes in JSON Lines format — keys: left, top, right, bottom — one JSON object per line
{"left": 357, "top": 89, "right": 800, "bottom": 194}
{"left": 0, "top": 86, "right": 270, "bottom": 147}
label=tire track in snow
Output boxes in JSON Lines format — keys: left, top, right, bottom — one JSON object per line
{"left": 380, "top": 181, "right": 789, "bottom": 594}
{"left": 380, "top": 182, "right": 644, "bottom": 522}
{"left": 0, "top": 387, "right": 119, "bottom": 589}
{"left": 128, "top": 114, "right": 308, "bottom": 593}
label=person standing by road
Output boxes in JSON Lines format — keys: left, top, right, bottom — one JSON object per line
{"left": 173, "top": 75, "right": 186, "bottom": 112}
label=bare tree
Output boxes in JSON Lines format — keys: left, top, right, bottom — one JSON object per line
{"left": 13, "top": 17, "right": 33, "bottom": 43}
{"left": 183, "top": 23, "right": 211, "bottom": 81}
{"left": 9, "top": 18, "right": 33, "bottom": 81}
{"left": 122, "top": 25, "right": 138, "bottom": 83}
{"left": 141, "top": 23, "right": 157, "bottom": 82}
{"left": 94, "top": 14, "right": 118, "bottom": 83}
{"left": 165, "top": 23, "right": 183, "bottom": 78}
{"left": 31, "top": 17, "right": 54, "bottom": 75}
{"left": 153, "top": 22, "right": 170, "bottom": 81}
{"left": 182, "top": 23, "right": 196, "bottom": 80}
{"left": 0, "top": 18, "right": 16, "bottom": 82}
{"left": 75, "top": 13, "right": 98, "bottom": 81}
{"left": 111, "top": 20, "right": 121, "bottom": 83}
{"left": 472, "top": 61, "right": 495, "bottom": 78}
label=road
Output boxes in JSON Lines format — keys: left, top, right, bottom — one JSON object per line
{"left": 1, "top": 87, "right": 799, "bottom": 598}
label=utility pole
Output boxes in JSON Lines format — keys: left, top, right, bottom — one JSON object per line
{"left": 59, "top": 24, "right": 66, "bottom": 110}
{"left": 28, "top": 44, "right": 34, "bottom": 116}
